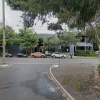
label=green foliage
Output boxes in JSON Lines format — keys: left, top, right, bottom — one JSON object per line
{"left": 6, "top": 0, "right": 100, "bottom": 29}
{"left": 0, "top": 26, "right": 16, "bottom": 46}
{"left": 76, "top": 50, "right": 98, "bottom": 56}
{"left": 93, "top": 41, "right": 99, "bottom": 51}
{"left": 6, "top": 0, "right": 100, "bottom": 47}
{"left": 98, "top": 64, "right": 100, "bottom": 75}
{"left": 44, "top": 31, "right": 80, "bottom": 51}
{"left": 59, "top": 32, "right": 80, "bottom": 46}
{"left": 44, "top": 37, "right": 60, "bottom": 47}
{"left": 76, "top": 50, "right": 86, "bottom": 56}
{"left": 0, "top": 26, "right": 39, "bottom": 54}
{"left": 17, "top": 29, "right": 39, "bottom": 54}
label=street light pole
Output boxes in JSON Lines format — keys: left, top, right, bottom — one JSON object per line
{"left": 2, "top": 0, "right": 6, "bottom": 64}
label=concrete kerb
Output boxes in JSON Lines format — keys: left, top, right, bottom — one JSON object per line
{"left": 49, "top": 64, "right": 75, "bottom": 100}
{"left": 0, "top": 64, "right": 8, "bottom": 69}
{"left": 0, "top": 63, "right": 13, "bottom": 70}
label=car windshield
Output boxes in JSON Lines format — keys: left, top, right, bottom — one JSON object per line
{"left": 18, "top": 53, "right": 23, "bottom": 55}
{"left": 35, "top": 52, "right": 40, "bottom": 54}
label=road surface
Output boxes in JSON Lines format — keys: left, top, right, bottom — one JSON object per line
{"left": 0, "top": 57, "right": 100, "bottom": 100}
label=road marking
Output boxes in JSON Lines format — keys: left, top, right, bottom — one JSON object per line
{"left": 54, "top": 65, "right": 58, "bottom": 67}
{"left": 14, "top": 63, "right": 54, "bottom": 65}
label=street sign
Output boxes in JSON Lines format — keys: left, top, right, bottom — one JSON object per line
{"left": 4, "top": 41, "right": 6, "bottom": 45}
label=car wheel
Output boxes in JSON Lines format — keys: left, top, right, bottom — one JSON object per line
{"left": 41, "top": 55, "right": 44, "bottom": 58}
{"left": 32, "top": 55, "right": 35, "bottom": 58}
{"left": 53, "top": 55, "right": 55, "bottom": 58}
{"left": 62, "top": 56, "right": 65, "bottom": 58}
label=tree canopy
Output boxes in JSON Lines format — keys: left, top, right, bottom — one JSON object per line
{"left": 6, "top": 0, "right": 100, "bottom": 26}
{"left": 0, "top": 26, "right": 39, "bottom": 54}
{"left": 0, "top": 26, "right": 15, "bottom": 47}
{"left": 44, "top": 31, "right": 80, "bottom": 51}
{"left": 16, "top": 29, "right": 39, "bottom": 54}
{"left": 6, "top": 0, "right": 100, "bottom": 44}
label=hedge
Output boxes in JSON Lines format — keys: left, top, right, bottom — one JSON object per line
{"left": 76, "top": 50, "right": 98, "bottom": 56}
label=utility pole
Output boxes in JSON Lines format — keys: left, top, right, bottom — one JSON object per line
{"left": 2, "top": 0, "right": 6, "bottom": 64}
{"left": 59, "top": 46, "right": 61, "bottom": 67}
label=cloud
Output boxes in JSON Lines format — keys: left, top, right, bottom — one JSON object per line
{"left": 0, "top": 1, "right": 56, "bottom": 34}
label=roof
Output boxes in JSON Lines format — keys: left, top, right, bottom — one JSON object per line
{"left": 39, "top": 34, "right": 56, "bottom": 38}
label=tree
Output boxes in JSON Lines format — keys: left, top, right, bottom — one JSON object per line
{"left": 6, "top": 0, "right": 100, "bottom": 46}
{"left": 86, "top": 29, "right": 100, "bottom": 51}
{"left": 0, "top": 26, "right": 16, "bottom": 52}
{"left": 17, "top": 29, "right": 39, "bottom": 55}
{"left": 44, "top": 31, "right": 80, "bottom": 52}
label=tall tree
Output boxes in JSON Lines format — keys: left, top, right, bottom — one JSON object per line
{"left": 44, "top": 31, "right": 79, "bottom": 51}
{"left": 0, "top": 26, "right": 16, "bottom": 52}
{"left": 18, "top": 29, "right": 39, "bottom": 55}
{"left": 6, "top": 0, "right": 100, "bottom": 45}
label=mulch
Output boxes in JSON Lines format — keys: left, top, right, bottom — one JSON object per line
{"left": 52, "top": 63, "right": 100, "bottom": 100}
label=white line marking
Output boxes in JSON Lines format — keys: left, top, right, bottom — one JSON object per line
{"left": 14, "top": 63, "right": 54, "bottom": 65}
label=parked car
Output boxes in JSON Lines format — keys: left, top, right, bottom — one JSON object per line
{"left": 1, "top": 52, "right": 13, "bottom": 57}
{"left": 51, "top": 52, "right": 66, "bottom": 58}
{"left": 31, "top": 52, "right": 46, "bottom": 58}
{"left": 95, "top": 51, "right": 100, "bottom": 55}
{"left": 17, "top": 53, "right": 27, "bottom": 57}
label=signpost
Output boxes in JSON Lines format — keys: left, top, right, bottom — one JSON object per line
{"left": 4, "top": 41, "right": 6, "bottom": 45}
{"left": 59, "top": 46, "right": 61, "bottom": 67}
{"left": 2, "top": 0, "right": 6, "bottom": 64}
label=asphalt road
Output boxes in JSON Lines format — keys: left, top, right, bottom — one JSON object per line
{"left": 0, "top": 57, "right": 100, "bottom": 100}
{"left": 0, "top": 57, "right": 100, "bottom": 66}
{"left": 0, "top": 58, "right": 67, "bottom": 100}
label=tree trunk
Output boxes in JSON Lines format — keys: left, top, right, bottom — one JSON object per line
{"left": 88, "top": 22, "right": 100, "bottom": 44}
{"left": 26, "top": 48, "right": 28, "bottom": 55}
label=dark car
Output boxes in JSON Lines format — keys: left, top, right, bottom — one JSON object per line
{"left": 1, "top": 53, "right": 13, "bottom": 57}
{"left": 17, "top": 53, "right": 27, "bottom": 57}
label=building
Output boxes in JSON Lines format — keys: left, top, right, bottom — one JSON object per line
{"left": 35, "top": 33, "right": 93, "bottom": 56}
{"left": 69, "top": 35, "right": 93, "bottom": 56}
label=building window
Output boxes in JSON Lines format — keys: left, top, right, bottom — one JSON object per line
{"left": 81, "top": 36, "right": 85, "bottom": 42}
{"left": 86, "top": 46, "right": 91, "bottom": 50}
{"left": 76, "top": 46, "right": 85, "bottom": 50}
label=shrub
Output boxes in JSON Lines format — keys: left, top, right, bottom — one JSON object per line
{"left": 76, "top": 50, "right": 86, "bottom": 56}
{"left": 76, "top": 50, "right": 98, "bottom": 56}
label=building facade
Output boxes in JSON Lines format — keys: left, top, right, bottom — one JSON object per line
{"left": 69, "top": 36, "right": 93, "bottom": 56}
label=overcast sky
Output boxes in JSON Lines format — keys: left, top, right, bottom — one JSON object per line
{"left": 0, "top": 1, "right": 58, "bottom": 34}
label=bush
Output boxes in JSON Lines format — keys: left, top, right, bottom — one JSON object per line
{"left": 98, "top": 65, "right": 100, "bottom": 75}
{"left": 76, "top": 50, "right": 86, "bottom": 56}
{"left": 76, "top": 50, "right": 98, "bottom": 56}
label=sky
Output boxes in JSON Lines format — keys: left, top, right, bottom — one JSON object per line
{"left": 0, "top": 1, "right": 58, "bottom": 34}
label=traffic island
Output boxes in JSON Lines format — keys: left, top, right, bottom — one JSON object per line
{"left": 50, "top": 63, "right": 100, "bottom": 100}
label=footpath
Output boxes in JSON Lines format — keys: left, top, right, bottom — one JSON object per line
{"left": 50, "top": 63, "right": 100, "bottom": 100}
